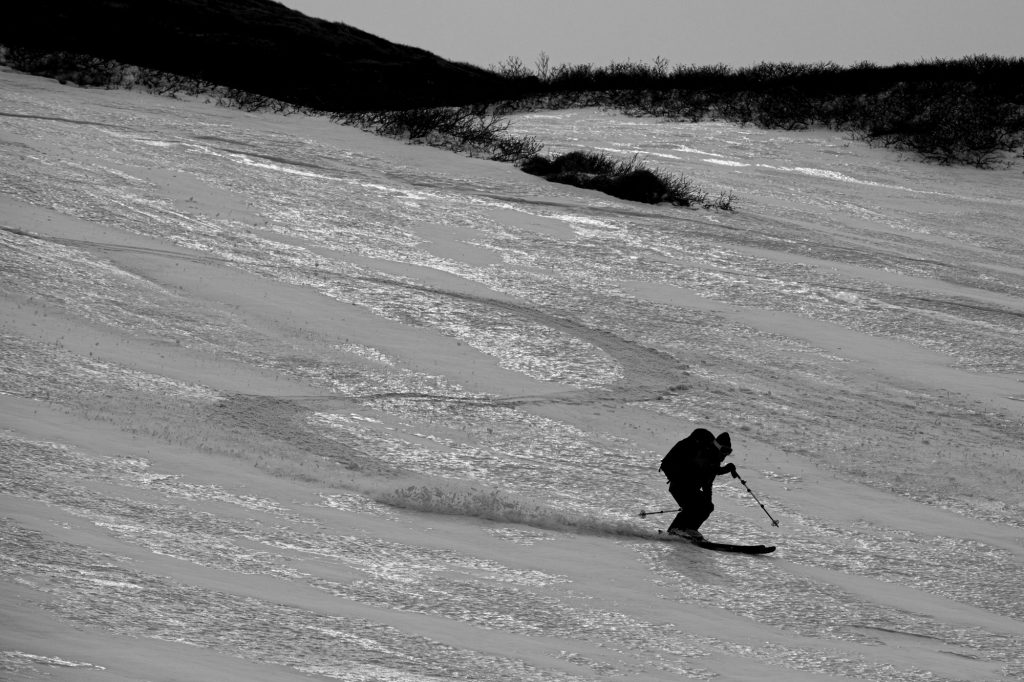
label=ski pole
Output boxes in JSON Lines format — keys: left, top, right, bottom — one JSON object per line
{"left": 638, "top": 508, "right": 681, "bottom": 518}
{"left": 731, "top": 469, "right": 779, "bottom": 527}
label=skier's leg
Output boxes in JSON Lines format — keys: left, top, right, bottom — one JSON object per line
{"left": 667, "top": 482, "right": 694, "bottom": 530}
{"left": 691, "top": 488, "right": 715, "bottom": 530}
{"left": 667, "top": 510, "right": 689, "bottom": 531}
{"left": 667, "top": 481, "right": 689, "bottom": 508}
{"left": 691, "top": 500, "right": 714, "bottom": 530}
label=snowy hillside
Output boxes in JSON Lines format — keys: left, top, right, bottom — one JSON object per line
{"left": 2, "top": 69, "right": 1023, "bottom": 681}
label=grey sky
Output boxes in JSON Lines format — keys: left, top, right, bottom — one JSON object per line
{"left": 280, "top": 0, "right": 1024, "bottom": 69}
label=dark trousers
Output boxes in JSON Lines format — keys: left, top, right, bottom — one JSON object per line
{"left": 667, "top": 482, "right": 714, "bottom": 531}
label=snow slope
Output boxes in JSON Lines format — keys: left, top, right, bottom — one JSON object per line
{"left": 2, "top": 69, "right": 1023, "bottom": 681}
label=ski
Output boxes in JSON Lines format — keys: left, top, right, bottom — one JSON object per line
{"left": 658, "top": 530, "right": 775, "bottom": 554}
{"left": 692, "top": 539, "right": 775, "bottom": 554}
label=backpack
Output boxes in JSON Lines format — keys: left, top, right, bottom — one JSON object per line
{"left": 659, "top": 428, "right": 716, "bottom": 482}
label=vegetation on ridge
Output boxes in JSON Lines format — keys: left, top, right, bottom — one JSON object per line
{"left": 490, "top": 54, "right": 1024, "bottom": 168}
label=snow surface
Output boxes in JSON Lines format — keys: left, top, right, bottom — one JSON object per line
{"left": 1, "top": 69, "right": 1023, "bottom": 681}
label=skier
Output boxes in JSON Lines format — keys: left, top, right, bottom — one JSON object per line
{"left": 658, "top": 428, "right": 735, "bottom": 539}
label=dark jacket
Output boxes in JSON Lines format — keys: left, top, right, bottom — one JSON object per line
{"left": 660, "top": 428, "right": 731, "bottom": 491}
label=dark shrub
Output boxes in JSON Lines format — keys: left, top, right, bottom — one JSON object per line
{"left": 520, "top": 155, "right": 554, "bottom": 176}
{"left": 545, "top": 150, "right": 620, "bottom": 175}
{"left": 520, "top": 150, "right": 732, "bottom": 209}
{"left": 597, "top": 168, "right": 671, "bottom": 203}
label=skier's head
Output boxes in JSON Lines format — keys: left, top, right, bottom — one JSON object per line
{"left": 714, "top": 432, "right": 732, "bottom": 456}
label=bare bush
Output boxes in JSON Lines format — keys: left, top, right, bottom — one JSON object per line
{"left": 520, "top": 150, "right": 733, "bottom": 209}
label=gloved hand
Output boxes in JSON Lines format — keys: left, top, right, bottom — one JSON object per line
{"left": 722, "top": 462, "right": 737, "bottom": 477}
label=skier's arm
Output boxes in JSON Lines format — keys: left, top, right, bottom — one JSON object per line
{"left": 716, "top": 462, "right": 737, "bottom": 477}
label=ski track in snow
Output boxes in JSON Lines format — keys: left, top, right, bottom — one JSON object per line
{"left": 2, "top": 73, "right": 1024, "bottom": 681}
